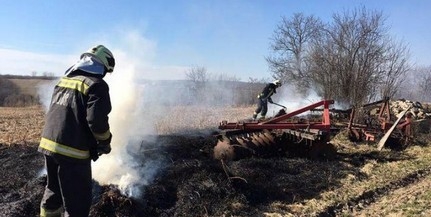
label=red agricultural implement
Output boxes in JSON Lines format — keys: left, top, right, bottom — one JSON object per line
{"left": 345, "top": 98, "right": 412, "bottom": 150}
{"left": 214, "top": 98, "right": 414, "bottom": 161}
{"left": 214, "top": 100, "right": 337, "bottom": 161}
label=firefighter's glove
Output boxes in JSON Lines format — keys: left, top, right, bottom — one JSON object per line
{"left": 97, "top": 133, "right": 112, "bottom": 155}
{"left": 268, "top": 98, "right": 273, "bottom": 104}
{"left": 90, "top": 150, "right": 99, "bottom": 162}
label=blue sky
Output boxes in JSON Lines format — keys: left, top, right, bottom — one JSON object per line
{"left": 1, "top": 0, "right": 430, "bottom": 80}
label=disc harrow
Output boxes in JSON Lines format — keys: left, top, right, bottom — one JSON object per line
{"left": 214, "top": 100, "right": 337, "bottom": 161}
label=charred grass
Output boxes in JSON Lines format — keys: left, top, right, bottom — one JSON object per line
{"left": 1, "top": 106, "right": 431, "bottom": 216}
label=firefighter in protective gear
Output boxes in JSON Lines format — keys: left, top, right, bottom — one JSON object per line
{"left": 252, "top": 80, "right": 282, "bottom": 120}
{"left": 38, "top": 45, "right": 115, "bottom": 217}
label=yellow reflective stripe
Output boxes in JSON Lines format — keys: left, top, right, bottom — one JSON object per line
{"left": 40, "top": 207, "right": 62, "bottom": 217}
{"left": 93, "top": 129, "right": 111, "bottom": 140}
{"left": 57, "top": 77, "right": 90, "bottom": 95}
{"left": 40, "top": 138, "right": 90, "bottom": 159}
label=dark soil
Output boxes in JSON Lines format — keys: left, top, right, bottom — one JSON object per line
{"left": 0, "top": 133, "right": 426, "bottom": 217}
{"left": 0, "top": 144, "right": 45, "bottom": 217}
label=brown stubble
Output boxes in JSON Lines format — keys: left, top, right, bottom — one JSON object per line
{"left": 0, "top": 106, "right": 45, "bottom": 146}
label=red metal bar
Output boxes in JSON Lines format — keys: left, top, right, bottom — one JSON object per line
{"left": 219, "top": 123, "right": 331, "bottom": 130}
{"left": 261, "top": 100, "right": 334, "bottom": 124}
{"left": 218, "top": 100, "right": 334, "bottom": 131}
{"left": 322, "top": 100, "right": 332, "bottom": 127}
{"left": 378, "top": 98, "right": 391, "bottom": 122}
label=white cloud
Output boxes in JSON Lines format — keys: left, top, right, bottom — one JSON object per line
{"left": 0, "top": 48, "right": 73, "bottom": 76}
{"left": 0, "top": 44, "right": 188, "bottom": 80}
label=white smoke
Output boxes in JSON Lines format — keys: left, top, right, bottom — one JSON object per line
{"left": 266, "top": 84, "right": 323, "bottom": 117}
{"left": 34, "top": 30, "right": 179, "bottom": 199}
{"left": 91, "top": 57, "right": 143, "bottom": 195}
{"left": 38, "top": 79, "right": 59, "bottom": 113}
{"left": 92, "top": 32, "right": 162, "bottom": 198}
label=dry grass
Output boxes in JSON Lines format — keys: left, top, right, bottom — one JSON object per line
{"left": 154, "top": 105, "right": 255, "bottom": 135}
{"left": 0, "top": 105, "right": 255, "bottom": 144}
{"left": 0, "top": 106, "right": 45, "bottom": 145}
{"left": 286, "top": 144, "right": 431, "bottom": 216}
{"left": 357, "top": 175, "right": 431, "bottom": 216}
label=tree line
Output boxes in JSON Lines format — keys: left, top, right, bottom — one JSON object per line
{"left": 183, "top": 65, "right": 268, "bottom": 106}
{"left": 0, "top": 74, "right": 57, "bottom": 80}
{"left": 0, "top": 77, "right": 39, "bottom": 107}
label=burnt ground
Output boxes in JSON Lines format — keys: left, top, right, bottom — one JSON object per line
{"left": 1, "top": 133, "right": 431, "bottom": 217}
{"left": 1, "top": 134, "right": 349, "bottom": 217}
{"left": 0, "top": 144, "right": 45, "bottom": 217}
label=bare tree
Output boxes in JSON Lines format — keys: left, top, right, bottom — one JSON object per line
{"left": 307, "top": 31, "right": 340, "bottom": 100}
{"left": 416, "top": 67, "right": 431, "bottom": 102}
{"left": 268, "top": 7, "right": 411, "bottom": 107}
{"left": 377, "top": 39, "right": 410, "bottom": 100}
{"left": 211, "top": 73, "right": 240, "bottom": 82}
{"left": 314, "top": 8, "right": 391, "bottom": 106}
{"left": 42, "top": 71, "right": 55, "bottom": 77}
{"left": 184, "top": 66, "right": 208, "bottom": 102}
{"left": 400, "top": 66, "right": 431, "bottom": 102}
{"left": 184, "top": 66, "right": 261, "bottom": 106}
{"left": 266, "top": 13, "right": 322, "bottom": 94}
{"left": 185, "top": 65, "right": 209, "bottom": 84}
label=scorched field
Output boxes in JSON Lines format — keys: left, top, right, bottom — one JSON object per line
{"left": 1, "top": 105, "right": 431, "bottom": 217}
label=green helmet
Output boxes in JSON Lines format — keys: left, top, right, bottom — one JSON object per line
{"left": 82, "top": 45, "right": 115, "bottom": 73}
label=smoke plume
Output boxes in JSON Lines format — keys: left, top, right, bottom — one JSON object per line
{"left": 267, "top": 84, "right": 323, "bottom": 117}
{"left": 92, "top": 34, "right": 162, "bottom": 198}
{"left": 36, "top": 31, "right": 168, "bottom": 198}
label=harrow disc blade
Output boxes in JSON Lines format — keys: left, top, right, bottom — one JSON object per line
{"left": 215, "top": 129, "right": 337, "bottom": 161}
{"left": 249, "top": 134, "right": 262, "bottom": 146}
{"left": 262, "top": 130, "right": 275, "bottom": 144}
{"left": 258, "top": 134, "right": 270, "bottom": 145}
{"left": 251, "top": 133, "right": 266, "bottom": 146}
{"left": 235, "top": 137, "right": 247, "bottom": 146}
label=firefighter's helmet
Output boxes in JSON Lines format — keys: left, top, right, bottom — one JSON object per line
{"left": 82, "top": 45, "right": 115, "bottom": 73}
{"left": 273, "top": 80, "right": 282, "bottom": 87}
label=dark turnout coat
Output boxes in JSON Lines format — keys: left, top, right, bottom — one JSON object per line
{"left": 38, "top": 70, "right": 112, "bottom": 161}
{"left": 257, "top": 83, "right": 278, "bottom": 102}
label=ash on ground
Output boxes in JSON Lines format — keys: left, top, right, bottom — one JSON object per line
{"left": 0, "top": 131, "right": 427, "bottom": 217}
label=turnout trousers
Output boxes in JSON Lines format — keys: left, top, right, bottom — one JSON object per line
{"left": 253, "top": 98, "right": 268, "bottom": 119}
{"left": 40, "top": 155, "right": 92, "bottom": 217}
